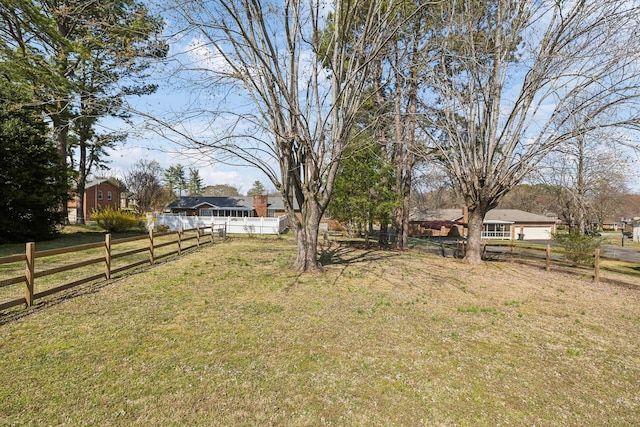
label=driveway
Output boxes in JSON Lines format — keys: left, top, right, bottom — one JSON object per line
{"left": 601, "top": 245, "right": 640, "bottom": 262}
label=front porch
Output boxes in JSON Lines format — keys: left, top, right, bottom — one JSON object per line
{"left": 482, "top": 220, "right": 514, "bottom": 240}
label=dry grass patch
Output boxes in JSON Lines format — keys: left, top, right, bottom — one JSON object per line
{"left": 1, "top": 237, "right": 639, "bottom": 426}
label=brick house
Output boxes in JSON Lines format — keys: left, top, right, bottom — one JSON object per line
{"left": 409, "top": 207, "right": 559, "bottom": 240}
{"left": 68, "top": 179, "right": 124, "bottom": 223}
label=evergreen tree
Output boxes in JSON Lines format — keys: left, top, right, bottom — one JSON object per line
{"left": 0, "top": 82, "right": 68, "bottom": 242}
{"left": 0, "top": 0, "right": 166, "bottom": 221}
{"left": 247, "top": 180, "right": 266, "bottom": 196}
{"left": 188, "top": 168, "right": 204, "bottom": 196}
{"left": 164, "top": 164, "right": 187, "bottom": 197}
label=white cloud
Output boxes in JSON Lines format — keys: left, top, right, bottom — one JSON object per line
{"left": 185, "top": 37, "right": 235, "bottom": 75}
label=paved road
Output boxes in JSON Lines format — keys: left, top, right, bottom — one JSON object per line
{"left": 601, "top": 245, "right": 640, "bottom": 262}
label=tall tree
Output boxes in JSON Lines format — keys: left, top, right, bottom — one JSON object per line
{"left": 0, "top": 0, "right": 166, "bottom": 221}
{"left": 327, "top": 139, "right": 396, "bottom": 239}
{"left": 0, "top": 82, "right": 68, "bottom": 242}
{"left": 150, "top": 0, "right": 402, "bottom": 271}
{"left": 419, "top": 0, "right": 640, "bottom": 263}
{"left": 246, "top": 181, "right": 266, "bottom": 197}
{"left": 164, "top": 164, "right": 187, "bottom": 197}
{"left": 187, "top": 168, "right": 204, "bottom": 196}
{"left": 536, "top": 135, "right": 630, "bottom": 231}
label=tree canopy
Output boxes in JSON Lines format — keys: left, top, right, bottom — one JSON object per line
{"left": 0, "top": 0, "right": 166, "bottom": 222}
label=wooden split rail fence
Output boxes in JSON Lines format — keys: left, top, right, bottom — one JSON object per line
{"left": 0, "top": 224, "right": 226, "bottom": 312}
{"left": 477, "top": 243, "right": 640, "bottom": 285}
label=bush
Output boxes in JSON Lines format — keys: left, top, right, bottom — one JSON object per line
{"left": 92, "top": 208, "right": 140, "bottom": 233}
{"left": 552, "top": 230, "right": 601, "bottom": 265}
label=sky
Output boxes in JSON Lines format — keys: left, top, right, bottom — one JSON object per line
{"left": 100, "top": 97, "right": 272, "bottom": 196}
{"left": 95, "top": 1, "right": 640, "bottom": 196}
{"left": 95, "top": 0, "right": 335, "bottom": 196}
{"left": 96, "top": 30, "right": 274, "bottom": 195}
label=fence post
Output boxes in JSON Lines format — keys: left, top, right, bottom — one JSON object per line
{"left": 149, "top": 228, "right": 154, "bottom": 265}
{"left": 210, "top": 222, "right": 214, "bottom": 243}
{"left": 546, "top": 244, "right": 551, "bottom": 271}
{"left": 25, "top": 242, "right": 35, "bottom": 307}
{"left": 594, "top": 248, "right": 600, "bottom": 282}
{"left": 482, "top": 244, "right": 487, "bottom": 260}
{"left": 510, "top": 244, "right": 514, "bottom": 263}
{"left": 178, "top": 226, "right": 182, "bottom": 255}
{"left": 105, "top": 234, "right": 111, "bottom": 280}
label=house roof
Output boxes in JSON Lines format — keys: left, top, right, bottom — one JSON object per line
{"left": 410, "top": 208, "right": 558, "bottom": 224}
{"left": 85, "top": 178, "right": 122, "bottom": 189}
{"left": 167, "top": 196, "right": 253, "bottom": 210}
{"left": 485, "top": 209, "right": 558, "bottom": 224}
{"left": 409, "top": 208, "right": 463, "bottom": 222}
{"left": 167, "top": 195, "right": 300, "bottom": 211}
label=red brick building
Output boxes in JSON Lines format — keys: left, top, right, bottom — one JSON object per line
{"left": 68, "top": 179, "right": 123, "bottom": 223}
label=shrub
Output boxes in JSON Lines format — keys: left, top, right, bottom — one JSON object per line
{"left": 92, "top": 208, "right": 140, "bottom": 233}
{"left": 552, "top": 230, "right": 601, "bottom": 265}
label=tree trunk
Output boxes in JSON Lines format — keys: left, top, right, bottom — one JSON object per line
{"left": 52, "top": 115, "right": 70, "bottom": 221}
{"left": 75, "top": 142, "right": 88, "bottom": 225}
{"left": 285, "top": 192, "right": 325, "bottom": 272}
{"left": 379, "top": 220, "right": 389, "bottom": 246}
{"left": 76, "top": 183, "right": 86, "bottom": 225}
{"left": 464, "top": 207, "right": 487, "bottom": 264}
{"left": 290, "top": 210, "right": 323, "bottom": 272}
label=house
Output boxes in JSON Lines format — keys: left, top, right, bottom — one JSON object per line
{"left": 68, "top": 178, "right": 124, "bottom": 223}
{"left": 408, "top": 209, "right": 466, "bottom": 237}
{"left": 166, "top": 195, "right": 341, "bottom": 230}
{"left": 409, "top": 207, "right": 559, "bottom": 240}
{"left": 621, "top": 216, "right": 640, "bottom": 243}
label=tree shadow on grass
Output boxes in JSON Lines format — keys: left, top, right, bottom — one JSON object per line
{"left": 0, "top": 278, "right": 115, "bottom": 327}
{"left": 319, "top": 240, "right": 400, "bottom": 266}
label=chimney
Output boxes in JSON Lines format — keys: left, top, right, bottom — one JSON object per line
{"left": 462, "top": 207, "right": 469, "bottom": 225}
{"left": 253, "top": 194, "right": 268, "bottom": 217}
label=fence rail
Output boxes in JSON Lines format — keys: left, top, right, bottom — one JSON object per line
{"left": 0, "top": 224, "right": 226, "bottom": 312}
{"left": 480, "top": 242, "right": 640, "bottom": 286}
{"left": 408, "top": 237, "right": 640, "bottom": 286}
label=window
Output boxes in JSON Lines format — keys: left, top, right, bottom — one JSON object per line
{"left": 98, "top": 190, "right": 103, "bottom": 201}
{"left": 107, "top": 191, "right": 112, "bottom": 201}
{"left": 267, "top": 209, "right": 276, "bottom": 218}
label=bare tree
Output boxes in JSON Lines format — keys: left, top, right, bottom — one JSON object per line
{"left": 536, "top": 133, "right": 630, "bottom": 231}
{"left": 125, "top": 160, "right": 168, "bottom": 214}
{"left": 419, "top": 0, "right": 640, "bottom": 263}
{"left": 147, "top": 0, "right": 402, "bottom": 271}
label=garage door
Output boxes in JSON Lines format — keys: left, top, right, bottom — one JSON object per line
{"left": 521, "top": 226, "right": 552, "bottom": 240}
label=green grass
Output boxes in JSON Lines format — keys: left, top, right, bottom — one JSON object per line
{"left": 0, "top": 224, "right": 146, "bottom": 257}
{"left": 0, "top": 225, "right": 216, "bottom": 306}
{"left": 1, "top": 237, "right": 640, "bottom": 425}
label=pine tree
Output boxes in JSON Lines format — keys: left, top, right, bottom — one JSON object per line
{"left": 0, "top": 83, "right": 68, "bottom": 242}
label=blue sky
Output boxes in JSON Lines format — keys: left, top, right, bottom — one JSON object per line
{"left": 99, "top": 70, "right": 274, "bottom": 195}
{"left": 96, "top": 1, "right": 640, "bottom": 195}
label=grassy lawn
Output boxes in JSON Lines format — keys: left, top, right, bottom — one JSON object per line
{"left": 1, "top": 236, "right": 640, "bottom": 425}
{"left": 0, "top": 225, "right": 148, "bottom": 258}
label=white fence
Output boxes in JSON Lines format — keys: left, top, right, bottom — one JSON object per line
{"left": 154, "top": 214, "right": 289, "bottom": 235}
